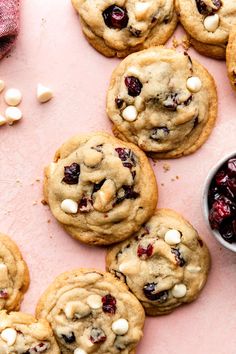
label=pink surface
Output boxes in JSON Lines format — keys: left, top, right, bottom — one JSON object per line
{"left": 0, "top": 1, "right": 236, "bottom": 353}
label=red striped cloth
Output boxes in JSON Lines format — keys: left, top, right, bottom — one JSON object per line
{"left": 0, "top": 0, "right": 20, "bottom": 59}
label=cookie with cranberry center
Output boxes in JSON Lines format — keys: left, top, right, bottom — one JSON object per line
{"left": 36, "top": 269, "right": 145, "bottom": 354}
{"left": 176, "top": 0, "right": 236, "bottom": 59}
{"left": 107, "top": 47, "right": 217, "bottom": 159}
{"left": 0, "top": 310, "right": 60, "bottom": 353}
{"left": 106, "top": 209, "right": 210, "bottom": 315}
{"left": 0, "top": 233, "right": 29, "bottom": 312}
{"left": 71, "top": 0, "right": 177, "bottom": 57}
{"left": 226, "top": 26, "right": 236, "bottom": 90}
{"left": 43, "top": 132, "right": 158, "bottom": 245}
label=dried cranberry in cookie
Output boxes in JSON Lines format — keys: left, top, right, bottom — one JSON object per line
{"left": 71, "top": 0, "right": 177, "bottom": 57}
{"left": 36, "top": 269, "right": 145, "bottom": 354}
{"left": 0, "top": 234, "right": 29, "bottom": 312}
{"left": 106, "top": 209, "right": 210, "bottom": 315}
{"left": 107, "top": 47, "right": 217, "bottom": 159}
{"left": 0, "top": 311, "right": 59, "bottom": 353}
{"left": 43, "top": 132, "right": 157, "bottom": 245}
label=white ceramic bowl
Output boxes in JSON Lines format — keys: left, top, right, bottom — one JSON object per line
{"left": 202, "top": 151, "right": 236, "bottom": 252}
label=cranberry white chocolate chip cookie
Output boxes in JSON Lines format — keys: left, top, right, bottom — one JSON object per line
{"left": 71, "top": 0, "right": 177, "bottom": 57}
{"left": 175, "top": 0, "right": 236, "bottom": 59}
{"left": 0, "top": 310, "right": 60, "bottom": 353}
{"left": 107, "top": 47, "right": 217, "bottom": 159}
{"left": 226, "top": 27, "right": 236, "bottom": 91}
{"left": 43, "top": 132, "right": 157, "bottom": 245}
{"left": 36, "top": 269, "right": 145, "bottom": 354}
{"left": 106, "top": 209, "right": 210, "bottom": 315}
{"left": 0, "top": 233, "right": 29, "bottom": 312}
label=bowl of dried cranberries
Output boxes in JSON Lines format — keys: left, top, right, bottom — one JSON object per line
{"left": 203, "top": 152, "right": 236, "bottom": 252}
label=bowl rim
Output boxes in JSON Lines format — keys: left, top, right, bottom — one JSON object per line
{"left": 202, "top": 151, "right": 236, "bottom": 252}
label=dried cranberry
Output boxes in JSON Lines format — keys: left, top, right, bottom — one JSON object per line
{"left": 215, "top": 170, "right": 229, "bottom": 187}
{"left": 102, "top": 5, "right": 128, "bottom": 29}
{"left": 163, "top": 93, "right": 178, "bottom": 111}
{"left": 102, "top": 294, "right": 117, "bottom": 314}
{"left": 62, "top": 163, "right": 80, "bottom": 185}
{"left": 115, "top": 147, "right": 136, "bottom": 169}
{"left": 115, "top": 186, "right": 139, "bottom": 205}
{"left": 219, "top": 220, "right": 236, "bottom": 243}
{"left": 125, "top": 76, "right": 143, "bottom": 97}
{"left": 227, "top": 177, "right": 236, "bottom": 198}
{"left": 195, "top": 0, "right": 210, "bottom": 14}
{"left": 137, "top": 244, "right": 153, "bottom": 259}
{"left": 78, "top": 197, "right": 93, "bottom": 212}
{"left": 150, "top": 127, "right": 169, "bottom": 141}
{"left": 171, "top": 248, "right": 186, "bottom": 267}
{"left": 115, "top": 98, "right": 124, "bottom": 109}
{"left": 0, "top": 289, "right": 8, "bottom": 299}
{"left": 209, "top": 197, "right": 233, "bottom": 229}
{"left": 61, "top": 332, "right": 75, "bottom": 344}
{"left": 227, "top": 158, "right": 236, "bottom": 176}
{"left": 90, "top": 328, "right": 107, "bottom": 344}
{"left": 143, "top": 283, "right": 168, "bottom": 302}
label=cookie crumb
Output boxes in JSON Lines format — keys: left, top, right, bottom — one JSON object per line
{"left": 161, "top": 183, "right": 165, "bottom": 187}
{"left": 36, "top": 178, "right": 40, "bottom": 182}
{"left": 163, "top": 163, "right": 170, "bottom": 172}
{"left": 176, "top": 175, "right": 180, "bottom": 180}
{"left": 172, "top": 36, "right": 180, "bottom": 48}
{"left": 181, "top": 35, "right": 191, "bottom": 50}
{"left": 41, "top": 199, "right": 47, "bottom": 206}
{"left": 47, "top": 219, "right": 51, "bottom": 223}
{"left": 16, "top": 179, "right": 21, "bottom": 184}
{"left": 32, "top": 201, "right": 37, "bottom": 206}
{"left": 171, "top": 178, "right": 175, "bottom": 182}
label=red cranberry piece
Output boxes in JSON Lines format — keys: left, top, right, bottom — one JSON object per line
{"left": 61, "top": 332, "right": 76, "bottom": 344}
{"left": 195, "top": 0, "right": 221, "bottom": 14}
{"left": 171, "top": 248, "right": 186, "bottom": 267}
{"left": 227, "top": 177, "right": 236, "bottom": 197}
{"left": 115, "top": 147, "right": 136, "bottom": 169}
{"left": 63, "top": 163, "right": 80, "bottom": 185}
{"left": 115, "top": 185, "right": 139, "bottom": 205}
{"left": 115, "top": 98, "right": 124, "bottom": 109}
{"left": 137, "top": 244, "right": 153, "bottom": 259}
{"left": 78, "top": 197, "right": 93, "bottom": 212}
{"left": 103, "top": 5, "right": 128, "bottom": 29}
{"left": 90, "top": 328, "right": 107, "bottom": 344}
{"left": 163, "top": 92, "right": 178, "bottom": 111}
{"left": 215, "top": 170, "right": 229, "bottom": 187}
{"left": 143, "top": 283, "right": 168, "bottom": 302}
{"left": 30, "top": 343, "right": 50, "bottom": 353}
{"left": 227, "top": 158, "right": 236, "bottom": 176}
{"left": 124, "top": 76, "right": 143, "bottom": 97}
{"left": 150, "top": 127, "right": 169, "bottom": 141}
{"left": 102, "top": 294, "right": 117, "bottom": 314}
{"left": 208, "top": 185, "right": 221, "bottom": 207}
{"left": 209, "top": 198, "right": 232, "bottom": 229}
{"left": 219, "top": 220, "right": 236, "bottom": 243}
{"left": 0, "top": 289, "right": 8, "bottom": 299}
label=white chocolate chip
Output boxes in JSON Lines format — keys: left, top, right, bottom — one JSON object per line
{"left": 1, "top": 328, "right": 17, "bottom": 346}
{"left": 186, "top": 77, "right": 202, "bottom": 93}
{"left": 164, "top": 229, "right": 181, "bottom": 245}
{"left": 112, "top": 319, "right": 129, "bottom": 335}
{"left": 86, "top": 294, "right": 102, "bottom": 309}
{"left": 84, "top": 149, "right": 103, "bottom": 167}
{"left": 4, "top": 88, "right": 22, "bottom": 106}
{"left": 204, "top": 14, "right": 219, "bottom": 32}
{"left": 37, "top": 83, "right": 53, "bottom": 103}
{"left": 65, "top": 301, "right": 91, "bottom": 319}
{"left": 93, "top": 179, "right": 116, "bottom": 211}
{"left": 122, "top": 106, "right": 138, "bottom": 122}
{"left": 0, "top": 80, "right": 5, "bottom": 93}
{"left": 0, "top": 115, "right": 7, "bottom": 126}
{"left": 119, "top": 260, "right": 140, "bottom": 275}
{"left": 49, "top": 162, "right": 57, "bottom": 174}
{"left": 134, "top": 2, "right": 151, "bottom": 20}
{"left": 172, "top": 284, "right": 187, "bottom": 298}
{"left": 74, "top": 349, "right": 87, "bottom": 354}
{"left": 126, "top": 66, "right": 141, "bottom": 77}
{"left": 186, "top": 265, "right": 201, "bottom": 273}
{"left": 61, "top": 199, "right": 78, "bottom": 214}
{"left": 5, "top": 107, "right": 23, "bottom": 124}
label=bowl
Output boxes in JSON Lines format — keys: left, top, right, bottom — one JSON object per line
{"left": 202, "top": 151, "right": 236, "bottom": 252}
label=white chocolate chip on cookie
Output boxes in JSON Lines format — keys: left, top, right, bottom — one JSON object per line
{"left": 37, "top": 84, "right": 53, "bottom": 103}
{"left": 186, "top": 77, "right": 202, "bottom": 93}
{"left": 122, "top": 106, "right": 138, "bottom": 122}
{"left": 1, "top": 328, "right": 17, "bottom": 346}
{"left": 74, "top": 349, "right": 87, "bottom": 354}
{"left": 61, "top": 199, "right": 78, "bottom": 214}
{"left": 134, "top": 2, "right": 151, "bottom": 20}
{"left": 4, "top": 88, "right": 22, "bottom": 106}
{"left": 204, "top": 14, "right": 219, "bottom": 33}
{"left": 186, "top": 265, "right": 201, "bottom": 273}
{"left": 172, "top": 284, "right": 187, "bottom": 298}
{"left": 5, "top": 107, "right": 23, "bottom": 124}
{"left": 164, "top": 229, "right": 181, "bottom": 245}
{"left": 112, "top": 319, "right": 129, "bottom": 335}
{"left": 86, "top": 294, "right": 102, "bottom": 309}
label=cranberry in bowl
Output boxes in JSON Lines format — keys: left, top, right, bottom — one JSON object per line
{"left": 203, "top": 152, "right": 236, "bottom": 252}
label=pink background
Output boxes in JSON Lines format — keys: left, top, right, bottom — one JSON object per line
{"left": 0, "top": 1, "right": 236, "bottom": 353}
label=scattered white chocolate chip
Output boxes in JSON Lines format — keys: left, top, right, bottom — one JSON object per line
{"left": 186, "top": 77, "right": 202, "bottom": 93}
{"left": 112, "top": 319, "right": 129, "bottom": 335}
{"left": 134, "top": 2, "right": 151, "bottom": 20}
{"left": 172, "top": 284, "right": 187, "bottom": 298}
{"left": 122, "top": 105, "right": 138, "bottom": 122}
{"left": 86, "top": 294, "right": 102, "bottom": 309}
{"left": 61, "top": 199, "right": 78, "bottom": 214}
{"left": 4, "top": 88, "right": 22, "bottom": 106}
{"left": 186, "top": 265, "right": 201, "bottom": 273}
{"left": 204, "top": 14, "right": 219, "bottom": 33}
{"left": 164, "top": 229, "right": 181, "bottom": 245}
{"left": 0, "top": 80, "right": 5, "bottom": 93}
{"left": 84, "top": 149, "right": 102, "bottom": 167}
{"left": 37, "top": 83, "right": 53, "bottom": 103}
{"left": 1, "top": 328, "right": 17, "bottom": 346}
{"left": 74, "top": 349, "right": 87, "bottom": 354}
{"left": 0, "top": 115, "right": 7, "bottom": 126}
{"left": 5, "top": 107, "right": 23, "bottom": 124}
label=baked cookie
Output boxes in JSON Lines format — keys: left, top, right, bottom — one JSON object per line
{"left": 43, "top": 132, "right": 158, "bottom": 245}
{"left": 71, "top": 0, "right": 178, "bottom": 57}
{"left": 0, "top": 233, "right": 29, "bottom": 312}
{"left": 226, "top": 26, "right": 236, "bottom": 90}
{"left": 175, "top": 0, "right": 236, "bottom": 59}
{"left": 0, "top": 310, "right": 60, "bottom": 353}
{"left": 107, "top": 47, "right": 217, "bottom": 159}
{"left": 106, "top": 209, "right": 210, "bottom": 315}
{"left": 36, "top": 269, "right": 145, "bottom": 354}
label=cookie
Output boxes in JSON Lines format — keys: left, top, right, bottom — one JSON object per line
{"left": 106, "top": 209, "right": 211, "bottom": 315}
{"left": 36, "top": 269, "right": 145, "bottom": 354}
{"left": 0, "top": 310, "right": 60, "bottom": 353}
{"left": 0, "top": 233, "right": 29, "bottom": 312}
{"left": 71, "top": 0, "right": 178, "bottom": 57}
{"left": 43, "top": 132, "right": 158, "bottom": 245}
{"left": 175, "top": 0, "right": 236, "bottom": 59}
{"left": 226, "top": 26, "right": 236, "bottom": 90}
{"left": 106, "top": 47, "right": 217, "bottom": 159}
